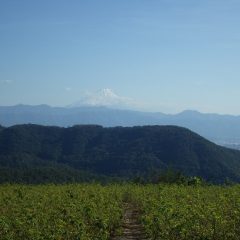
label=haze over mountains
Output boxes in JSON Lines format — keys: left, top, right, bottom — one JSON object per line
{"left": 0, "top": 89, "right": 240, "bottom": 148}
{"left": 1, "top": 89, "right": 240, "bottom": 183}
{"left": 1, "top": 104, "right": 240, "bottom": 148}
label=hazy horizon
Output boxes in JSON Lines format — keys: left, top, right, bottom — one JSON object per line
{"left": 1, "top": 1, "right": 240, "bottom": 114}
{"left": 1, "top": 100, "right": 240, "bottom": 117}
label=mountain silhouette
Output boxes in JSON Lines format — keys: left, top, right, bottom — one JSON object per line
{"left": 0, "top": 124, "right": 240, "bottom": 183}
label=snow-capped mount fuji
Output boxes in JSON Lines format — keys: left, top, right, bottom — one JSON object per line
{"left": 68, "top": 88, "right": 136, "bottom": 109}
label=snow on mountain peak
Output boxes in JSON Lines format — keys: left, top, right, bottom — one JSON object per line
{"left": 68, "top": 88, "right": 136, "bottom": 109}
{"left": 100, "top": 88, "right": 118, "bottom": 97}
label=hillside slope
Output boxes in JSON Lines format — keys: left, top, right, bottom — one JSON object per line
{"left": 0, "top": 124, "right": 240, "bottom": 183}
{"left": 1, "top": 105, "right": 240, "bottom": 145}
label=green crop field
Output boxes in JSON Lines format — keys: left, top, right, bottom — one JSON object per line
{"left": 1, "top": 184, "right": 240, "bottom": 240}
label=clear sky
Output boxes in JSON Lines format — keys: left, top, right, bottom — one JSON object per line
{"left": 0, "top": 0, "right": 240, "bottom": 114}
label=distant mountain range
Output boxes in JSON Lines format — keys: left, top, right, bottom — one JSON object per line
{"left": 1, "top": 124, "right": 240, "bottom": 183}
{"left": 0, "top": 104, "right": 240, "bottom": 146}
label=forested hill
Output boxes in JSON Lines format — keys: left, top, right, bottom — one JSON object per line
{"left": 1, "top": 105, "right": 240, "bottom": 145}
{"left": 0, "top": 124, "right": 240, "bottom": 183}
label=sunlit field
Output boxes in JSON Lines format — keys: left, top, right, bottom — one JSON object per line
{"left": 1, "top": 184, "right": 240, "bottom": 240}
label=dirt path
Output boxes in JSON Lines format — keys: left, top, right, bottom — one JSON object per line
{"left": 112, "top": 203, "right": 149, "bottom": 240}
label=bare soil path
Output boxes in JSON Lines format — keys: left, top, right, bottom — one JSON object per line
{"left": 112, "top": 203, "right": 149, "bottom": 240}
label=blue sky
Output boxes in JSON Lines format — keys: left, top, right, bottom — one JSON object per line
{"left": 0, "top": 0, "right": 240, "bottom": 114}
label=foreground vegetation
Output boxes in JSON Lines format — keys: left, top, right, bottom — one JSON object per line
{"left": 134, "top": 185, "right": 240, "bottom": 240}
{"left": 1, "top": 184, "right": 240, "bottom": 239}
{"left": 0, "top": 184, "right": 123, "bottom": 240}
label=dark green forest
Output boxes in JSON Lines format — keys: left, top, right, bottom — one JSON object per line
{"left": 0, "top": 124, "right": 240, "bottom": 183}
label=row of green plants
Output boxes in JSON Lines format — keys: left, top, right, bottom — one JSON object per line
{"left": 1, "top": 184, "right": 240, "bottom": 239}
{"left": 0, "top": 184, "right": 123, "bottom": 240}
{"left": 134, "top": 185, "right": 240, "bottom": 240}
